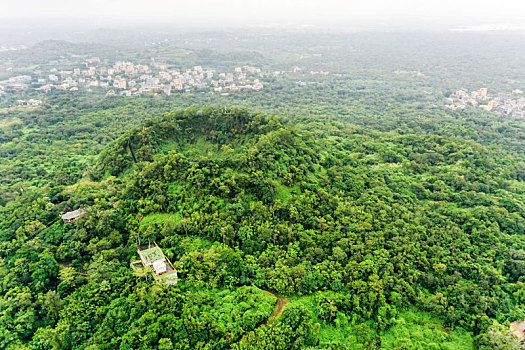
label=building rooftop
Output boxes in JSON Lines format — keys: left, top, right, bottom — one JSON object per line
{"left": 140, "top": 246, "right": 164, "bottom": 265}
{"left": 61, "top": 209, "right": 86, "bottom": 220}
{"left": 133, "top": 243, "right": 178, "bottom": 284}
{"left": 511, "top": 320, "right": 525, "bottom": 332}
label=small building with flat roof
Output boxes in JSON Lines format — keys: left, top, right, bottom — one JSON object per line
{"left": 131, "top": 242, "right": 178, "bottom": 284}
{"left": 61, "top": 209, "right": 86, "bottom": 223}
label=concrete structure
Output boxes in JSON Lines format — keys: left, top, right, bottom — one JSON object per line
{"left": 131, "top": 242, "right": 178, "bottom": 284}
{"left": 61, "top": 209, "right": 86, "bottom": 223}
{"left": 478, "top": 87, "right": 488, "bottom": 97}
{"left": 511, "top": 320, "right": 525, "bottom": 339}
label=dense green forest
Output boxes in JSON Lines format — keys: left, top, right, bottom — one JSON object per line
{"left": 1, "top": 30, "right": 525, "bottom": 349}
{"left": 1, "top": 105, "right": 524, "bottom": 349}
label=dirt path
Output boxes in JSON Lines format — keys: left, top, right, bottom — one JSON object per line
{"left": 263, "top": 290, "right": 289, "bottom": 320}
{"left": 231, "top": 290, "right": 289, "bottom": 348}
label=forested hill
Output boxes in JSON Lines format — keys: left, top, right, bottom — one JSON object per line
{"left": 92, "top": 106, "right": 281, "bottom": 179}
{"left": 0, "top": 107, "right": 524, "bottom": 349}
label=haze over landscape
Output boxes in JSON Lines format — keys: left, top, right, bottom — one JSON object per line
{"left": 0, "top": 1, "right": 524, "bottom": 349}
{"left": 2, "top": 0, "right": 525, "bottom": 28}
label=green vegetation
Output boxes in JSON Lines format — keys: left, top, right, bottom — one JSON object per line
{"left": 288, "top": 294, "right": 474, "bottom": 349}
{"left": 1, "top": 31, "right": 525, "bottom": 349}
{"left": 140, "top": 213, "right": 181, "bottom": 228}
{"left": 1, "top": 105, "right": 523, "bottom": 349}
{"left": 382, "top": 309, "right": 474, "bottom": 349}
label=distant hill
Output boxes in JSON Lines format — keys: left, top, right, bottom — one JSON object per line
{"left": 0, "top": 40, "right": 124, "bottom": 71}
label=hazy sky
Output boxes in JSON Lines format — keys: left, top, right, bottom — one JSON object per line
{"left": 2, "top": 0, "right": 525, "bottom": 28}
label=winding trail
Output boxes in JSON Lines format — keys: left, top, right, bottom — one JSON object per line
{"left": 232, "top": 290, "right": 289, "bottom": 348}
{"left": 263, "top": 290, "right": 289, "bottom": 320}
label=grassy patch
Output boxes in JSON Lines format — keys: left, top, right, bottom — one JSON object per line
{"left": 275, "top": 184, "right": 292, "bottom": 201}
{"left": 275, "top": 183, "right": 301, "bottom": 202}
{"left": 159, "top": 136, "right": 246, "bottom": 162}
{"left": 140, "top": 213, "right": 181, "bottom": 227}
{"left": 158, "top": 139, "right": 180, "bottom": 154}
{"left": 287, "top": 293, "right": 473, "bottom": 349}
{"left": 381, "top": 309, "right": 474, "bottom": 350}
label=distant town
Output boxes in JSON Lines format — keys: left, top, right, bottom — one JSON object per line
{"left": 0, "top": 55, "right": 336, "bottom": 108}
{"left": 0, "top": 44, "right": 26, "bottom": 52}
{"left": 0, "top": 57, "right": 268, "bottom": 99}
{"left": 445, "top": 88, "right": 525, "bottom": 118}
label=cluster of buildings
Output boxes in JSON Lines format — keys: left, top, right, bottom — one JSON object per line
{"left": 445, "top": 88, "right": 525, "bottom": 118}
{"left": 16, "top": 99, "right": 42, "bottom": 107}
{"left": 309, "top": 70, "right": 330, "bottom": 76}
{"left": 0, "top": 44, "right": 25, "bottom": 52}
{"left": 1, "top": 57, "right": 265, "bottom": 97}
{"left": 276, "top": 67, "right": 329, "bottom": 76}
{"left": 0, "top": 75, "right": 32, "bottom": 94}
